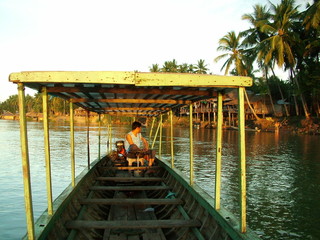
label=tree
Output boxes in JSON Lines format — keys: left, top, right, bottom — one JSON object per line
{"left": 303, "top": 0, "right": 320, "bottom": 31}
{"left": 194, "top": 59, "right": 209, "bottom": 74}
{"left": 214, "top": 31, "right": 249, "bottom": 76}
{"left": 259, "top": 0, "right": 300, "bottom": 67}
{"left": 149, "top": 64, "right": 160, "bottom": 72}
{"left": 187, "top": 64, "right": 195, "bottom": 73}
{"left": 178, "top": 63, "right": 189, "bottom": 73}
{"left": 258, "top": 0, "right": 311, "bottom": 118}
{"left": 242, "top": 4, "right": 271, "bottom": 47}
{"left": 215, "top": 31, "right": 260, "bottom": 120}
{"left": 1, "top": 95, "right": 19, "bottom": 113}
{"left": 161, "top": 59, "right": 178, "bottom": 72}
{"left": 242, "top": 4, "right": 287, "bottom": 116}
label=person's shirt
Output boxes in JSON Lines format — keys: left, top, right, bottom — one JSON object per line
{"left": 125, "top": 131, "right": 142, "bottom": 152}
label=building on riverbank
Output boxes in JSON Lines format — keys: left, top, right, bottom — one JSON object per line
{"left": 179, "top": 90, "right": 286, "bottom": 127}
{"left": 0, "top": 111, "right": 17, "bottom": 120}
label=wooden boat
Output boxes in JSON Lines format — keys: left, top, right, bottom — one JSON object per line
{"left": 31, "top": 154, "right": 257, "bottom": 240}
{"left": 10, "top": 71, "right": 260, "bottom": 240}
{"left": 227, "top": 126, "right": 261, "bottom": 132}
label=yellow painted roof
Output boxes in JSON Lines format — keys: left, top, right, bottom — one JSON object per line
{"left": 10, "top": 71, "right": 252, "bottom": 116}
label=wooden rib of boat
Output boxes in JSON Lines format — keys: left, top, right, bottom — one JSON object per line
{"left": 32, "top": 154, "right": 257, "bottom": 240}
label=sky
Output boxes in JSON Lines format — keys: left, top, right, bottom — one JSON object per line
{"left": 0, "top": 0, "right": 312, "bottom": 102}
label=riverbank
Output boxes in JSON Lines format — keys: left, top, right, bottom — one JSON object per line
{"left": 1, "top": 113, "right": 319, "bottom": 135}
{"left": 166, "top": 116, "right": 320, "bottom": 135}
{"left": 252, "top": 117, "right": 320, "bottom": 135}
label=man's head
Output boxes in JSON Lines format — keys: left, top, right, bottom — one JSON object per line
{"left": 132, "top": 121, "right": 142, "bottom": 131}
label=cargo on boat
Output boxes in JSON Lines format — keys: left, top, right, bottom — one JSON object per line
{"left": 9, "top": 71, "right": 259, "bottom": 240}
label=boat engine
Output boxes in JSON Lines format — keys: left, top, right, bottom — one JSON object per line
{"left": 115, "top": 140, "right": 126, "bottom": 161}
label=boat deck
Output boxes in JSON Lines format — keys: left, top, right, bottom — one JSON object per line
{"left": 64, "top": 161, "right": 204, "bottom": 240}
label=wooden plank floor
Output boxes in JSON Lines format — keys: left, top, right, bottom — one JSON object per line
{"left": 90, "top": 185, "right": 171, "bottom": 191}
{"left": 66, "top": 166, "right": 201, "bottom": 240}
{"left": 102, "top": 170, "right": 167, "bottom": 240}
{"left": 96, "top": 177, "right": 165, "bottom": 182}
{"left": 80, "top": 198, "right": 183, "bottom": 205}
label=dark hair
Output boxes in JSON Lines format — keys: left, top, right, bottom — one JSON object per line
{"left": 132, "top": 121, "right": 142, "bottom": 130}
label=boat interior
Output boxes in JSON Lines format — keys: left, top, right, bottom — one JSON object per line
{"left": 53, "top": 154, "right": 235, "bottom": 240}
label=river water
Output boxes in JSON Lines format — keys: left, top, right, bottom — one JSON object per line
{"left": 0, "top": 119, "right": 319, "bottom": 239}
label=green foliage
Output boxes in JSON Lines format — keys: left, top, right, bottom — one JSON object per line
{"left": 215, "top": 0, "right": 320, "bottom": 117}
{"left": 0, "top": 95, "right": 19, "bottom": 114}
{"left": 149, "top": 59, "right": 209, "bottom": 74}
{"left": 0, "top": 93, "right": 69, "bottom": 115}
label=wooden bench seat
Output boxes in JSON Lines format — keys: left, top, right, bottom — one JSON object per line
{"left": 80, "top": 198, "right": 183, "bottom": 205}
{"left": 66, "top": 219, "right": 201, "bottom": 229}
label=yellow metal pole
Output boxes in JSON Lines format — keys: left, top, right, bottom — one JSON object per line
{"left": 42, "top": 87, "right": 53, "bottom": 215}
{"left": 106, "top": 115, "right": 112, "bottom": 153}
{"left": 170, "top": 110, "right": 174, "bottom": 168}
{"left": 105, "top": 114, "right": 109, "bottom": 153}
{"left": 159, "top": 114, "right": 163, "bottom": 159}
{"left": 189, "top": 104, "right": 194, "bottom": 185}
{"left": 215, "top": 92, "right": 223, "bottom": 210}
{"left": 98, "top": 114, "right": 101, "bottom": 160}
{"left": 86, "top": 110, "right": 90, "bottom": 169}
{"left": 151, "top": 118, "right": 161, "bottom": 149}
{"left": 109, "top": 116, "right": 112, "bottom": 152}
{"left": 69, "top": 101, "right": 75, "bottom": 187}
{"left": 18, "top": 83, "right": 35, "bottom": 239}
{"left": 238, "top": 87, "right": 247, "bottom": 233}
{"left": 149, "top": 117, "right": 155, "bottom": 140}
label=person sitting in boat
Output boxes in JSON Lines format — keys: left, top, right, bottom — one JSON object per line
{"left": 125, "top": 121, "right": 155, "bottom": 166}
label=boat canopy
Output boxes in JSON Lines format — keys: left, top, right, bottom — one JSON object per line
{"left": 9, "top": 71, "right": 252, "bottom": 116}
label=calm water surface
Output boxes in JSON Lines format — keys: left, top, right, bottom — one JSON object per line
{"left": 0, "top": 120, "right": 319, "bottom": 239}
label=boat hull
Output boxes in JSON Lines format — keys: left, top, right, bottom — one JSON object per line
{"left": 27, "top": 154, "right": 258, "bottom": 240}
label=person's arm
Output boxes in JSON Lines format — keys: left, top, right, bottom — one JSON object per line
{"left": 141, "top": 136, "right": 149, "bottom": 151}
{"left": 126, "top": 133, "right": 134, "bottom": 145}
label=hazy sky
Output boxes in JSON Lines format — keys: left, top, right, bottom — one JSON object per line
{"left": 0, "top": 0, "right": 311, "bottom": 101}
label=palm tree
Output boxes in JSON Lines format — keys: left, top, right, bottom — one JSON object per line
{"left": 242, "top": 4, "right": 271, "bottom": 47}
{"left": 161, "top": 59, "right": 178, "bottom": 72}
{"left": 302, "top": 0, "right": 320, "bottom": 58}
{"left": 258, "top": 0, "right": 299, "bottom": 67}
{"left": 149, "top": 64, "right": 161, "bottom": 72}
{"left": 242, "top": 4, "right": 284, "bottom": 116}
{"left": 187, "top": 64, "right": 195, "bottom": 73}
{"left": 214, "top": 31, "right": 248, "bottom": 76}
{"left": 178, "top": 63, "right": 189, "bottom": 73}
{"left": 258, "top": 0, "right": 310, "bottom": 118}
{"left": 303, "top": 0, "right": 320, "bottom": 31}
{"left": 194, "top": 59, "right": 209, "bottom": 74}
{"left": 33, "top": 93, "right": 42, "bottom": 113}
{"left": 25, "top": 95, "right": 34, "bottom": 113}
{"left": 215, "top": 31, "right": 260, "bottom": 120}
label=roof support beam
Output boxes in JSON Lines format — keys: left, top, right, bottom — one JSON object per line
{"left": 46, "top": 86, "right": 216, "bottom": 97}
{"left": 70, "top": 98, "right": 192, "bottom": 105}
{"left": 95, "top": 107, "right": 171, "bottom": 111}
{"left": 105, "top": 112, "right": 160, "bottom": 117}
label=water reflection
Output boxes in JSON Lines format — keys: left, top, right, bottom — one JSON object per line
{"left": 0, "top": 120, "right": 319, "bottom": 239}
{"left": 161, "top": 127, "right": 320, "bottom": 240}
